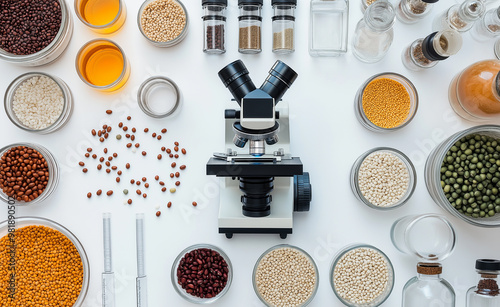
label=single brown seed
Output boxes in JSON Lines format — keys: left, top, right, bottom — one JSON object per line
{"left": 192, "top": 201, "right": 198, "bottom": 207}
{"left": 92, "top": 154, "right": 97, "bottom": 159}
{"left": 104, "top": 148, "right": 108, "bottom": 154}
{"left": 136, "top": 189, "right": 141, "bottom": 195}
{"left": 145, "top": 183, "right": 149, "bottom": 188}
{"left": 83, "top": 168, "right": 88, "bottom": 173}
{"left": 175, "top": 172, "right": 180, "bottom": 178}
{"left": 159, "top": 181, "right": 165, "bottom": 186}
{"left": 166, "top": 148, "right": 172, "bottom": 154}
{"left": 171, "top": 162, "right": 176, "bottom": 168}
{"left": 128, "top": 199, "right": 132, "bottom": 204}
{"left": 174, "top": 146, "right": 179, "bottom": 152}
{"left": 174, "top": 154, "right": 179, "bottom": 159}
{"left": 100, "top": 157, "right": 105, "bottom": 162}
{"left": 174, "top": 141, "right": 179, "bottom": 146}
{"left": 143, "top": 193, "right": 147, "bottom": 198}
{"left": 104, "top": 133, "right": 109, "bottom": 139}
{"left": 108, "top": 156, "right": 113, "bottom": 161}
{"left": 97, "top": 164, "right": 102, "bottom": 170}
{"left": 157, "top": 135, "right": 162, "bottom": 140}
{"left": 144, "top": 128, "right": 149, "bottom": 133}
{"left": 156, "top": 211, "right": 161, "bottom": 217}
{"left": 91, "top": 129, "right": 96, "bottom": 136}
{"left": 85, "top": 153, "right": 90, "bottom": 158}
{"left": 111, "top": 166, "right": 117, "bottom": 170}
{"left": 103, "top": 125, "right": 108, "bottom": 129}
{"left": 152, "top": 133, "right": 157, "bottom": 137}
{"left": 142, "top": 151, "right": 147, "bottom": 156}
{"left": 161, "top": 147, "right": 166, "bottom": 152}
{"left": 127, "top": 143, "right": 132, "bottom": 148}
{"left": 161, "top": 128, "right": 167, "bottom": 133}
{"left": 157, "top": 154, "right": 162, "bottom": 160}
{"left": 127, "top": 116, "right": 131, "bottom": 120}
{"left": 135, "top": 143, "right": 140, "bottom": 148}
{"left": 126, "top": 163, "right": 131, "bottom": 169}
{"left": 107, "top": 190, "right": 113, "bottom": 196}
{"left": 180, "top": 165, "right": 186, "bottom": 170}
{"left": 87, "top": 148, "right": 92, "bottom": 153}
{"left": 132, "top": 127, "right": 136, "bottom": 133}
{"left": 161, "top": 187, "right": 167, "bottom": 192}
{"left": 155, "top": 175, "right": 159, "bottom": 180}
{"left": 130, "top": 179, "right": 135, "bottom": 184}
{"left": 167, "top": 201, "right": 172, "bottom": 208}
{"left": 97, "top": 189, "right": 102, "bottom": 196}
{"left": 175, "top": 181, "right": 180, "bottom": 186}
{"left": 123, "top": 126, "right": 128, "bottom": 131}
{"left": 107, "top": 126, "right": 112, "bottom": 132}
{"left": 136, "top": 181, "right": 141, "bottom": 186}
{"left": 125, "top": 134, "right": 130, "bottom": 138}
{"left": 98, "top": 130, "right": 103, "bottom": 137}
{"left": 131, "top": 135, "right": 136, "bottom": 141}
{"left": 169, "top": 154, "right": 174, "bottom": 158}
{"left": 142, "top": 177, "right": 147, "bottom": 182}
{"left": 105, "top": 161, "right": 111, "bottom": 167}
{"left": 100, "top": 137, "right": 104, "bottom": 142}
{"left": 170, "top": 173, "right": 174, "bottom": 178}
{"left": 87, "top": 192, "right": 92, "bottom": 198}
{"left": 106, "top": 110, "right": 112, "bottom": 114}
{"left": 117, "top": 170, "right": 122, "bottom": 175}
{"left": 116, "top": 177, "right": 120, "bottom": 183}
{"left": 119, "top": 122, "right": 123, "bottom": 128}
{"left": 79, "top": 161, "right": 85, "bottom": 166}
{"left": 106, "top": 169, "right": 111, "bottom": 173}
{"left": 182, "top": 148, "right": 186, "bottom": 155}
{"left": 113, "top": 153, "right": 118, "bottom": 158}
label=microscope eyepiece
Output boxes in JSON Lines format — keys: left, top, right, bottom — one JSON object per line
{"left": 218, "top": 60, "right": 256, "bottom": 105}
{"left": 260, "top": 60, "right": 298, "bottom": 105}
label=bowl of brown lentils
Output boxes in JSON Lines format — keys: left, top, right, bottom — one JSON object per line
{"left": 331, "top": 244, "right": 394, "bottom": 307}
{"left": 0, "top": 143, "right": 59, "bottom": 206}
{"left": 137, "top": 0, "right": 189, "bottom": 47}
{"left": 253, "top": 244, "right": 319, "bottom": 307}
{"left": 171, "top": 244, "right": 232, "bottom": 304}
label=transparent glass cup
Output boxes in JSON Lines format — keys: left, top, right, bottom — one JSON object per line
{"left": 74, "top": 0, "right": 127, "bottom": 34}
{"left": 137, "top": 76, "right": 181, "bottom": 118}
{"left": 391, "top": 214, "right": 456, "bottom": 261}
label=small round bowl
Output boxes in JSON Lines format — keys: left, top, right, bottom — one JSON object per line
{"left": 425, "top": 125, "right": 500, "bottom": 227}
{"left": 350, "top": 147, "right": 417, "bottom": 210}
{"left": 137, "top": 76, "right": 181, "bottom": 118}
{"left": 171, "top": 244, "right": 232, "bottom": 304}
{"left": 0, "top": 143, "right": 59, "bottom": 206}
{"left": 354, "top": 72, "right": 418, "bottom": 132}
{"left": 253, "top": 244, "right": 319, "bottom": 307}
{"left": 4, "top": 72, "right": 73, "bottom": 134}
{"left": 0, "top": 216, "right": 90, "bottom": 306}
{"left": 331, "top": 244, "right": 395, "bottom": 307}
{"left": 137, "top": 0, "right": 189, "bottom": 47}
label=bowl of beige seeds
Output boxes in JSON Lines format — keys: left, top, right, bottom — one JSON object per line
{"left": 331, "top": 244, "right": 395, "bottom": 307}
{"left": 253, "top": 244, "right": 319, "bottom": 307}
{"left": 137, "top": 0, "right": 188, "bottom": 47}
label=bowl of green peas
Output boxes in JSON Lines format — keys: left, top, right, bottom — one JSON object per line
{"left": 425, "top": 125, "right": 500, "bottom": 227}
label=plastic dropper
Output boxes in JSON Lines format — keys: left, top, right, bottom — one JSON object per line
{"left": 136, "top": 213, "right": 148, "bottom": 307}
{"left": 102, "top": 212, "right": 115, "bottom": 307}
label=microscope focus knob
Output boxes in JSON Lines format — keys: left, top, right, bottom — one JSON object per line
{"left": 294, "top": 172, "right": 312, "bottom": 212}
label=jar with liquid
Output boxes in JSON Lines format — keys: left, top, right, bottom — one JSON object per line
{"left": 272, "top": 0, "right": 296, "bottom": 54}
{"left": 396, "top": 0, "right": 439, "bottom": 24}
{"left": 448, "top": 60, "right": 500, "bottom": 121}
{"left": 309, "top": 0, "right": 349, "bottom": 56}
{"left": 466, "top": 259, "right": 500, "bottom": 307}
{"left": 432, "top": 0, "right": 485, "bottom": 33}
{"left": 471, "top": 6, "right": 500, "bottom": 42}
{"left": 403, "top": 263, "right": 455, "bottom": 307}
{"left": 238, "top": 0, "right": 263, "bottom": 54}
{"left": 202, "top": 0, "right": 227, "bottom": 54}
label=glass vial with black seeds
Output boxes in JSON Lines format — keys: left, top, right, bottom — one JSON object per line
{"left": 272, "top": 0, "right": 296, "bottom": 54}
{"left": 238, "top": 0, "right": 263, "bottom": 54}
{"left": 202, "top": 0, "right": 227, "bottom": 54}
{"left": 467, "top": 259, "right": 500, "bottom": 306}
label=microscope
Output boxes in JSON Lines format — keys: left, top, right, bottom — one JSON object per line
{"left": 206, "top": 60, "right": 312, "bottom": 239}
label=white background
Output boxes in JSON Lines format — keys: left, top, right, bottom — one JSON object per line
{"left": 1, "top": 0, "right": 500, "bottom": 306}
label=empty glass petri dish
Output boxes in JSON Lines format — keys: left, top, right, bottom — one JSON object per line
{"left": 137, "top": 76, "right": 181, "bottom": 118}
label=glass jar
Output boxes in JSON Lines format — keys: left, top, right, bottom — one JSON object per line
{"left": 350, "top": 147, "right": 417, "bottom": 210}
{"left": 448, "top": 60, "right": 500, "bottom": 121}
{"left": 467, "top": 259, "right": 500, "bottom": 306}
{"left": 352, "top": 0, "right": 395, "bottom": 63}
{"left": 403, "top": 263, "right": 455, "bottom": 307}
{"left": 137, "top": 76, "right": 181, "bottom": 118}
{"left": 0, "top": 0, "right": 73, "bottom": 66}
{"left": 309, "top": 0, "right": 349, "bottom": 56}
{"left": 424, "top": 125, "right": 500, "bottom": 228}
{"left": 272, "top": 0, "right": 296, "bottom": 54}
{"left": 354, "top": 73, "right": 418, "bottom": 132}
{"left": 202, "top": 0, "right": 227, "bottom": 54}
{"left": 4, "top": 72, "right": 74, "bottom": 134}
{"left": 0, "top": 143, "right": 60, "bottom": 206}
{"left": 432, "top": 0, "right": 485, "bottom": 33}
{"left": 396, "top": 0, "right": 439, "bottom": 24}
{"left": 402, "top": 30, "right": 462, "bottom": 71}
{"left": 75, "top": 0, "right": 127, "bottom": 34}
{"left": 496, "top": 39, "right": 500, "bottom": 60}
{"left": 238, "top": 0, "right": 263, "bottom": 54}
{"left": 471, "top": 6, "right": 500, "bottom": 42}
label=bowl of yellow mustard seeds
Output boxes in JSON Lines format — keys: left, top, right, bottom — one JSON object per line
{"left": 0, "top": 216, "right": 89, "bottom": 306}
{"left": 354, "top": 72, "right": 418, "bottom": 132}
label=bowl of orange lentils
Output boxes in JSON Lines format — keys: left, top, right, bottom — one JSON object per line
{"left": 0, "top": 216, "right": 89, "bottom": 306}
{"left": 354, "top": 72, "right": 418, "bottom": 132}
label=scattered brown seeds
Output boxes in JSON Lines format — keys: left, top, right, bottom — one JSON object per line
{"left": 104, "top": 148, "right": 108, "bottom": 154}
{"left": 125, "top": 134, "right": 131, "bottom": 138}
{"left": 99, "top": 137, "right": 104, "bottom": 142}
{"left": 181, "top": 148, "right": 186, "bottom": 155}
{"left": 128, "top": 199, "right": 132, "bottom": 204}
{"left": 155, "top": 175, "right": 159, "bottom": 181}
{"left": 108, "top": 156, "right": 113, "bottom": 161}
{"left": 79, "top": 161, "right": 85, "bottom": 166}
{"left": 142, "top": 177, "right": 147, "bottom": 182}
{"left": 152, "top": 133, "right": 157, "bottom": 137}
{"left": 130, "top": 179, "right": 135, "bottom": 184}
{"left": 136, "top": 190, "right": 142, "bottom": 195}
{"left": 123, "top": 126, "right": 128, "bottom": 131}
{"left": 113, "top": 153, "right": 118, "bottom": 158}
{"left": 136, "top": 181, "right": 141, "bottom": 186}
{"left": 103, "top": 125, "right": 108, "bottom": 129}
{"left": 98, "top": 130, "right": 103, "bottom": 137}
{"left": 144, "top": 128, "right": 149, "bottom": 133}
{"left": 180, "top": 165, "right": 186, "bottom": 170}
{"left": 170, "top": 173, "right": 174, "bottom": 178}
{"left": 175, "top": 172, "right": 180, "bottom": 178}
{"left": 97, "top": 165, "right": 102, "bottom": 170}
{"left": 85, "top": 153, "right": 90, "bottom": 158}
{"left": 107, "top": 126, "right": 112, "bottom": 132}
{"left": 143, "top": 193, "right": 147, "bottom": 198}
{"left": 116, "top": 177, "right": 120, "bottom": 182}
{"left": 119, "top": 122, "right": 123, "bottom": 128}
{"left": 82, "top": 168, "right": 88, "bottom": 173}
{"left": 117, "top": 170, "right": 122, "bottom": 175}
{"left": 174, "top": 146, "right": 179, "bottom": 152}
{"left": 111, "top": 166, "right": 117, "bottom": 170}
{"left": 97, "top": 189, "right": 102, "bottom": 196}
{"left": 92, "top": 129, "right": 96, "bottom": 136}
{"left": 100, "top": 157, "right": 105, "bottom": 162}
{"left": 131, "top": 135, "right": 135, "bottom": 141}
{"left": 106, "top": 169, "right": 111, "bottom": 174}
{"left": 171, "top": 162, "right": 176, "bottom": 168}
{"left": 192, "top": 201, "right": 197, "bottom": 207}
{"left": 87, "top": 148, "right": 92, "bottom": 153}
{"left": 161, "top": 147, "right": 166, "bottom": 152}
{"left": 126, "top": 163, "right": 130, "bottom": 169}
{"left": 135, "top": 143, "right": 140, "bottom": 148}
{"left": 107, "top": 190, "right": 113, "bottom": 196}
{"left": 174, "top": 142, "right": 179, "bottom": 146}
{"left": 169, "top": 154, "right": 174, "bottom": 158}
{"left": 161, "top": 187, "right": 167, "bottom": 192}
{"left": 145, "top": 183, "right": 149, "bottom": 188}
{"left": 127, "top": 143, "right": 132, "bottom": 148}
{"left": 159, "top": 181, "right": 165, "bottom": 186}
{"left": 166, "top": 148, "right": 171, "bottom": 154}
{"left": 106, "top": 110, "right": 112, "bottom": 114}
{"left": 132, "top": 127, "right": 136, "bottom": 133}
{"left": 92, "top": 154, "right": 97, "bottom": 159}
{"left": 105, "top": 161, "right": 111, "bottom": 167}
{"left": 167, "top": 202, "right": 172, "bottom": 208}
{"left": 142, "top": 151, "right": 147, "bottom": 156}
{"left": 157, "top": 135, "right": 162, "bottom": 140}
{"left": 127, "top": 116, "right": 131, "bottom": 120}
{"left": 157, "top": 154, "right": 162, "bottom": 160}
{"left": 104, "top": 133, "right": 109, "bottom": 139}
{"left": 156, "top": 211, "right": 161, "bottom": 217}
{"left": 161, "top": 128, "right": 167, "bottom": 133}
{"left": 174, "top": 154, "right": 179, "bottom": 159}
{"left": 175, "top": 181, "right": 180, "bottom": 186}
{"left": 87, "top": 192, "right": 92, "bottom": 198}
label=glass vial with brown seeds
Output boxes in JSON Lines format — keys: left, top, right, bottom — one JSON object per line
{"left": 401, "top": 30, "right": 462, "bottom": 71}
{"left": 238, "top": 0, "right": 263, "bottom": 54}
{"left": 432, "top": 0, "right": 485, "bottom": 33}
{"left": 202, "top": 0, "right": 227, "bottom": 54}
{"left": 470, "top": 6, "right": 500, "bottom": 42}
{"left": 272, "top": 0, "right": 296, "bottom": 54}
{"left": 396, "top": 0, "right": 439, "bottom": 24}
{"left": 466, "top": 259, "right": 500, "bottom": 306}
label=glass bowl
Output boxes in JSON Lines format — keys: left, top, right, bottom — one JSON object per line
{"left": 171, "top": 244, "right": 232, "bottom": 304}
{"left": 253, "top": 244, "right": 319, "bottom": 307}
{"left": 0, "top": 143, "right": 59, "bottom": 206}
{"left": 74, "top": 0, "right": 127, "bottom": 34}
{"left": 425, "top": 125, "right": 500, "bottom": 227}
{"left": 137, "top": 0, "right": 189, "bottom": 47}
{"left": 0, "top": 0, "right": 73, "bottom": 66}
{"left": 4, "top": 72, "right": 74, "bottom": 134}
{"left": 350, "top": 147, "right": 417, "bottom": 210}
{"left": 331, "top": 244, "right": 395, "bottom": 307}
{"left": 354, "top": 72, "right": 418, "bottom": 132}
{"left": 0, "top": 216, "right": 90, "bottom": 306}
{"left": 137, "top": 76, "right": 181, "bottom": 118}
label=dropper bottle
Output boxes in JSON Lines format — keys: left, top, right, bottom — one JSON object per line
{"left": 402, "top": 30, "right": 462, "bottom": 71}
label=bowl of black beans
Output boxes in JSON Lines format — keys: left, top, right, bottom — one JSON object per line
{"left": 171, "top": 244, "right": 232, "bottom": 304}
{"left": 425, "top": 125, "right": 500, "bottom": 227}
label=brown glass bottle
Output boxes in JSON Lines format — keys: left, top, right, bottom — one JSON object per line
{"left": 449, "top": 60, "right": 500, "bottom": 121}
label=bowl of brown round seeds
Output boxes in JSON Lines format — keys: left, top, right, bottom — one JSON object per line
{"left": 171, "top": 244, "right": 232, "bottom": 304}
{"left": 253, "top": 244, "right": 319, "bottom": 307}
{"left": 138, "top": 0, "right": 188, "bottom": 47}
{"left": 331, "top": 244, "right": 394, "bottom": 307}
{"left": 0, "top": 143, "right": 59, "bottom": 205}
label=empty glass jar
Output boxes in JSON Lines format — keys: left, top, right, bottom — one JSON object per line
{"left": 432, "top": 0, "right": 485, "bottom": 33}
{"left": 238, "top": 0, "right": 263, "bottom": 54}
{"left": 202, "top": 0, "right": 227, "bottom": 54}
{"left": 272, "top": 0, "right": 296, "bottom": 54}
{"left": 403, "top": 263, "right": 455, "bottom": 307}
{"left": 471, "top": 6, "right": 500, "bottom": 42}
{"left": 309, "top": 0, "right": 349, "bottom": 56}
{"left": 396, "top": 0, "right": 439, "bottom": 24}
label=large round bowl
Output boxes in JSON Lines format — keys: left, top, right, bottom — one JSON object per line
{"left": 0, "top": 216, "right": 90, "bottom": 306}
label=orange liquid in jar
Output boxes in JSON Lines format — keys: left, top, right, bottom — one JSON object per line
{"left": 80, "top": 0, "right": 120, "bottom": 26}
{"left": 449, "top": 60, "right": 500, "bottom": 120}
{"left": 81, "top": 44, "right": 124, "bottom": 87}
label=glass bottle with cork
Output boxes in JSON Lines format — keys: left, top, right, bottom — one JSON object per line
{"left": 396, "top": 0, "right": 439, "bottom": 24}
{"left": 432, "top": 0, "right": 485, "bottom": 33}
{"left": 402, "top": 263, "right": 456, "bottom": 307}
{"left": 202, "top": 0, "right": 227, "bottom": 54}
{"left": 466, "top": 259, "right": 500, "bottom": 306}
{"left": 352, "top": 0, "right": 395, "bottom": 63}
{"left": 238, "top": 0, "right": 263, "bottom": 54}
{"left": 448, "top": 59, "right": 500, "bottom": 121}
{"left": 471, "top": 6, "right": 500, "bottom": 42}
{"left": 309, "top": 0, "right": 349, "bottom": 56}
{"left": 401, "top": 30, "right": 462, "bottom": 71}
{"left": 272, "top": 0, "right": 296, "bottom": 54}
